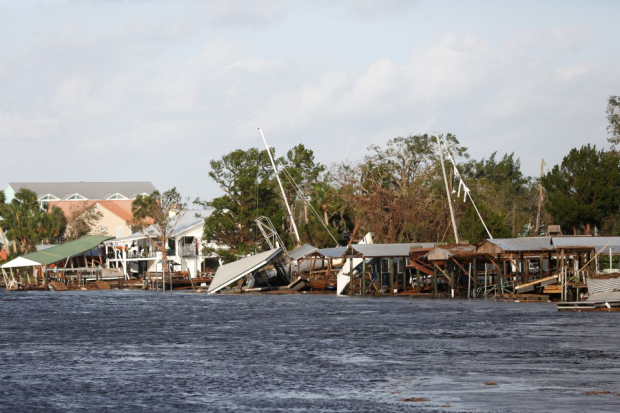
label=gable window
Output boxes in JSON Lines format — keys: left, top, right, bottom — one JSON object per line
{"left": 68, "top": 193, "right": 87, "bottom": 200}
{"left": 38, "top": 194, "right": 59, "bottom": 210}
{"left": 107, "top": 193, "right": 128, "bottom": 200}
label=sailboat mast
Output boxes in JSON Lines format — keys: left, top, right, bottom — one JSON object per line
{"left": 436, "top": 133, "right": 460, "bottom": 243}
{"left": 258, "top": 128, "right": 301, "bottom": 245}
{"left": 535, "top": 158, "right": 545, "bottom": 236}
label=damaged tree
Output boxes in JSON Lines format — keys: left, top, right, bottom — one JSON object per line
{"left": 129, "top": 188, "right": 185, "bottom": 263}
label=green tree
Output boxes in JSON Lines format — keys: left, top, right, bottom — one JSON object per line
{"left": 607, "top": 95, "right": 620, "bottom": 145}
{"left": 199, "top": 148, "right": 285, "bottom": 261}
{"left": 542, "top": 145, "right": 620, "bottom": 234}
{"left": 0, "top": 188, "right": 66, "bottom": 254}
{"left": 462, "top": 152, "right": 535, "bottom": 238}
{"left": 130, "top": 188, "right": 185, "bottom": 262}
{"left": 278, "top": 144, "right": 340, "bottom": 246}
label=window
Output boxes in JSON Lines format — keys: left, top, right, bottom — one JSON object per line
{"left": 107, "top": 193, "right": 128, "bottom": 200}
{"left": 68, "top": 193, "right": 87, "bottom": 200}
{"left": 38, "top": 194, "right": 59, "bottom": 210}
{"left": 116, "top": 227, "right": 124, "bottom": 238}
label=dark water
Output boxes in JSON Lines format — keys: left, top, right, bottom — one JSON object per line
{"left": 1, "top": 290, "right": 619, "bottom": 413}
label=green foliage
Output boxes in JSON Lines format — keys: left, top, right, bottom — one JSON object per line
{"left": 130, "top": 188, "right": 185, "bottom": 259}
{"left": 0, "top": 188, "right": 66, "bottom": 254}
{"left": 607, "top": 95, "right": 620, "bottom": 145}
{"left": 199, "top": 148, "right": 286, "bottom": 259}
{"left": 542, "top": 145, "right": 620, "bottom": 234}
{"left": 458, "top": 204, "right": 511, "bottom": 244}
{"left": 462, "top": 152, "right": 536, "bottom": 238}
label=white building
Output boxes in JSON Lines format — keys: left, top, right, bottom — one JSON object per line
{"left": 103, "top": 210, "right": 220, "bottom": 279}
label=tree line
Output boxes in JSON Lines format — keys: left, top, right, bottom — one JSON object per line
{"left": 198, "top": 95, "right": 620, "bottom": 260}
{"left": 1, "top": 95, "right": 619, "bottom": 263}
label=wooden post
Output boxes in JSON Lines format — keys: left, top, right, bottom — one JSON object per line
{"left": 433, "top": 266, "right": 438, "bottom": 297}
{"left": 349, "top": 258, "right": 354, "bottom": 296}
{"left": 472, "top": 257, "right": 477, "bottom": 298}
{"left": 362, "top": 259, "right": 366, "bottom": 296}
{"left": 498, "top": 254, "right": 504, "bottom": 295}
{"left": 390, "top": 258, "right": 395, "bottom": 295}
{"left": 467, "top": 263, "right": 471, "bottom": 299}
{"left": 484, "top": 263, "right": 488, "bottom": 298}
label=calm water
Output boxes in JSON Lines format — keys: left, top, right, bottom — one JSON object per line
{"left": 0, "top": 290, "right": 619, "bottom": 412}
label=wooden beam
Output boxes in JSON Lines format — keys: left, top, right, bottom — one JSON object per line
{"left": 409, "top": 259, "right": 435, "bottom": 276}
{"left": 452, "top": 258, "right": 480, "bottom": 286}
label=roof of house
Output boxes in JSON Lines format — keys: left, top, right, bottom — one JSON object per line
{"left": 8, "top": 182, "right": 156, "bottom": 200}
{"left": 1, "top": 236, "right": 114, "bottom": 268}
{"left": 103, "top": 210, "right": 212, "bottom": 243}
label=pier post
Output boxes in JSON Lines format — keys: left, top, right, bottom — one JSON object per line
{"left": 362, "top": 259, "right": 366, "bottom": 296}
{"left": 349, "top": 258, "right": 354, "bottom": 296}
{"left": 433, "top": 267, "right": 438, "bottom": 297}
{"left": 415, "top": 268, "right": 420, "bottom": 293}
{"left": 390, "top": 258, "right": 395, "bottom": 295}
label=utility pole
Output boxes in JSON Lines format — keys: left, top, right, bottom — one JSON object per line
{"left": 535, "top": 158, "right": 545, "bottom": 236}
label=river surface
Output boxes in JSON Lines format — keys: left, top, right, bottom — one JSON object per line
{"left": 0, "top": 290, "right": 619, "bottom": 412}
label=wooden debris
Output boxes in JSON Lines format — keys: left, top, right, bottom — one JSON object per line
{"left": 48, "top": 281, "right": 67, "bottom": 291}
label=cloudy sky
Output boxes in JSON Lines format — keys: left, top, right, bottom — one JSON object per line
{"left": 1, "top": 0, "right": 618, "bottom": 202}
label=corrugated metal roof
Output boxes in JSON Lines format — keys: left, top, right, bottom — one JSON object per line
{"left": 552, "top": 236, "right": 620, "bottom": 254}
{"left": 207, "top": 248, "right": 282, "bottom": 294}
{"left": 2, "top": 236, "right": 114, "bottom": 267}
{"left": 316, "top": 247, "right": 347, "bottom": 258}
{"left": 481, "top": 237, "right": 553, "bottom": 252}
{"left": 289, "top": 244, "right": 317, "bottom": 260}
{"left": 351, "top": 243, "right": 432, "bottom": 258}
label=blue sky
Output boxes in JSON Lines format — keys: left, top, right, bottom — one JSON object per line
{"left": 1, "top": 0, "right": 619, "bottom": 202}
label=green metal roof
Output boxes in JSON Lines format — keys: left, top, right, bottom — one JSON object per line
{"left": 19, "top": 235, "right": 114, "bottom": 266}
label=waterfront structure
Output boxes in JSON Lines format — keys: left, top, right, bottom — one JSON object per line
{"left": 1, "top": 235, "right": 114, "bottom": 289}
{"left": 103, "top": 210, "right": 218, "bottom": 279}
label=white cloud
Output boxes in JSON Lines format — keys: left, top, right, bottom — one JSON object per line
{"left": 346, "top": 0, "right": 416, "bottom": 19}
{"left": 0, "top": 114, "right": 58, "bottom": 140}
{"left": 199, "top": 0, "right": 286, "bottom": 26}
{"left": 549, "top": 24, "right": 594, "bottom": 52}
{"left": 53, "top": 76, "right": 91, "bottom": 109}
{"left": 553, "top": 62, "right": 595, "bottom": 83}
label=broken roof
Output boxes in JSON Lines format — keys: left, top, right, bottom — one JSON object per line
{"left": 426, "top": 244, "right": 478, "bottom": 261}
{"left": 207, "top": 248, "right": 282, "bottom": 294}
